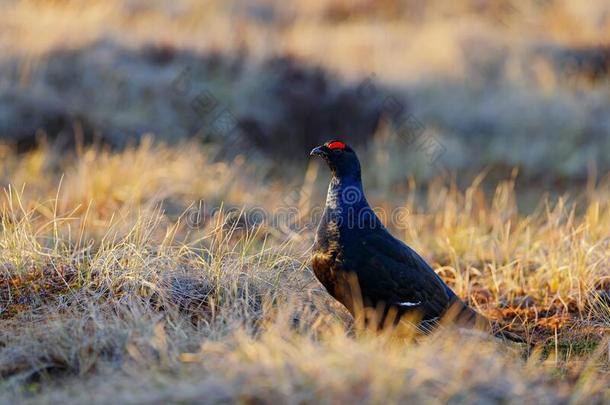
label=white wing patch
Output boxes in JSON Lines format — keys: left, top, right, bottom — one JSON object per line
{"left": 396, "top": 301, "right": 421, "bottom": 307}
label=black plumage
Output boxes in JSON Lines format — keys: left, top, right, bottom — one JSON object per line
{"left": 310, "top": 140, "right": 504, "bottom": 336}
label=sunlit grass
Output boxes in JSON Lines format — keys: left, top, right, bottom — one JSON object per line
{"left": 0, "top": 142, "right": 607, "bottom": 402}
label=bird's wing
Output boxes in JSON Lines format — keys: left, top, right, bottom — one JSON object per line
{"left": 354, "top": 231, "right": 456, "bottom": 319}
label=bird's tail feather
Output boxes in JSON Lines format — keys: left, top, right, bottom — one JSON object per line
{"left": 447, "top": 300, "right": 527, "bottom": 344}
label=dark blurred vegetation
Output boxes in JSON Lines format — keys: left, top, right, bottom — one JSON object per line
{"left": 1, "top": 0, "right": 609, "bottom": 185}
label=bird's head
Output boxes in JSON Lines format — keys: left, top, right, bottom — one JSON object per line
{"left": 310, "top": 140, "right": 361, "bottom": 180}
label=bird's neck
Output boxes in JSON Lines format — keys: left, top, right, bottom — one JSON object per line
{"left": 316, "top": 174, "right": 383, "bottom": 243}
{"left": 325, "top": 175, "right": 368, "bottom": 211}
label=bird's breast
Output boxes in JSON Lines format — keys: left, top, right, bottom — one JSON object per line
{"left": 312, "top": 216, "right": 350, "bottom": 293}
{"left": 311, "top": 249, "right": 356, "bottom": 312}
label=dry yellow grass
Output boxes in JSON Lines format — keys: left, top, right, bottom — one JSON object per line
{"left": 0, "top": 141, "right": 607, "bottom": 403}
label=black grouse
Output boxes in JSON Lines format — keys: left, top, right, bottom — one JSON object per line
{"left": 310, "top": 140, "right": 499, "bottom": 336}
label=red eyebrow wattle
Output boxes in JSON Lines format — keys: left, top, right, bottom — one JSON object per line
{"left": 327, "top": 141, "right": 346, "bottom": 150}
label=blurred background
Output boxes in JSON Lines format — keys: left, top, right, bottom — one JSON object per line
{"left": 1, "top": 0, "right": 609, "bottom": 196}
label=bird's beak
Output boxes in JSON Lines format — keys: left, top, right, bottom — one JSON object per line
{"left": 310, "top": 145, "right": 327, "bottom": 157}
